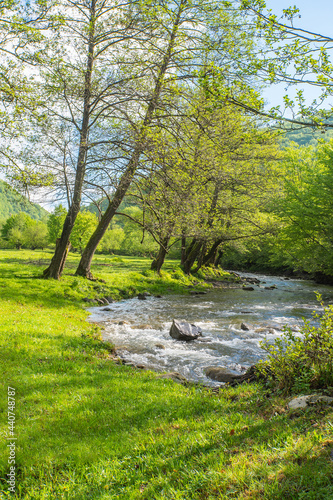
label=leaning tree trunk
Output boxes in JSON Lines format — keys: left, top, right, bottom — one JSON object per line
{"left": 75, "top": 147, "right": 145, "bottom": 279}
{"left": 151, "top": 237, "right": 170, "bottom": 273}
{"left": 75, "top": 6, "right": 184, "bottom": 279}
{"left": 201, "top": 239, "right": 223, "bottom": 267}
{"left": 182, "top": 239, "right": 203, "bottom": 275}
{"left": 181, "top": 233, "right": 186, "bottom": 266}
{"left": 43, "top": 4, "right": 96, "bottom": 279}
{"left": 191, "top": 242, "right": 207, "bottom": 274}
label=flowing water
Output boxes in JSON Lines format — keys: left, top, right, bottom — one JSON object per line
{"left": 88, "top": 273, "right": 333, "bottom": 386}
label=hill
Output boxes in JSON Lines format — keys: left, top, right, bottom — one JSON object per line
{"left": 279, "top": 120, "right": 333, "bottom": 148}
{"left": 0, "top": 180, "right": 49, "bottom": 222}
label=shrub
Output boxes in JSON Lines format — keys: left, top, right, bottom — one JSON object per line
{"left": 97, "top": 225, "right": 125, "bottom": 254}
{"left": 1, "top": 212, "right": 48, "bottom": 249}
{"left": 259, "top": 295, "right": 333, "bottom": 394}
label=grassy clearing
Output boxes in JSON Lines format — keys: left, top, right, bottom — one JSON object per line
{"left": 1, "top": 249, "right": 333, "bottom": 499}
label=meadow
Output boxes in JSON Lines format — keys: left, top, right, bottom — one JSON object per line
{"left": 0, "top": 249, "right": 333, "bottom": 499}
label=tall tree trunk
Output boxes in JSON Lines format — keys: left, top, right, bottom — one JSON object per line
{"left": 151, "top": 237, "right": 170, "bottom": 273}
{"left": 43, "top": 2, "right": 96, "bottom": 279}
{"left": 75, "top": 3, "right": 185, "bottom": 279}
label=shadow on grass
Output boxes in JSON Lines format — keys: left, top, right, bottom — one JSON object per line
{"left": 2, "top": 339, "right": 333, "bottom": 499}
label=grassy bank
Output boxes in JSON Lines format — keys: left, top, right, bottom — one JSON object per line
{"left": 1, "top": 250, "right": 333, "bottom": 499}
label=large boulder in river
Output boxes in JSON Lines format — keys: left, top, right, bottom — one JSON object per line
{"left": 169, "top": 319, "right": 202, "bottom": 341}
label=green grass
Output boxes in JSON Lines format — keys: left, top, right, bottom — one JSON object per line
{"left": 1, "top": 249, "right": 333, "bottom": 499}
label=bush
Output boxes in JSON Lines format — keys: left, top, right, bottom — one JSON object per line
{"left": 259, "top": 296, "right": 333, "bottom": 394}
{"left": 71, "top": 211, "right": 98, "bottom": 254}
{"left": 47, "top": 205, "right": 67, "bottom": 243}
{"left": 97, "top": 225, "right": 125, "bottom": 254}
{"left": 1, "top": 212, "right": 48, "bottom": 249}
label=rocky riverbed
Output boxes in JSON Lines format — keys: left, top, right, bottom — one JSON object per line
{"left": 88, "top": 272, "right": 333, "bottom": 387}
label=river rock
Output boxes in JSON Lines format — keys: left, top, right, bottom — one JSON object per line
{"left": 244, "top": 277, "right": 260, "bottom": 284}
{"left": 205, "top": 366, "right": 243, "bottom": 383}
{"left": 242, "top": 286, "right": 254, "bottom": 291}
{"left": 241, "top": 322, "right": 250, "bottom": 331}
{"left": 169, "top": 319, "right": 202, "bottom": 341}
{"left": 155, "top": 343, "right": 166, "bottom": 349}
{"left": 288, "top": 395, "right": 333, "bottom": 410}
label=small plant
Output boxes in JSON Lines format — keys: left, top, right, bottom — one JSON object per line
{"left": 259, "top": 295, "right": 333, "bottom": 394}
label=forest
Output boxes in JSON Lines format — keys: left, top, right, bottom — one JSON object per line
{"left": 1, "top": 1, "right": 333, "bottom": 499}
{"left": 1, "top": 0, "right": 333, "bottom": 281}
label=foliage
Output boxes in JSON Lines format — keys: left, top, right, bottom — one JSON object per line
{"left": 1, "top": 212, "right": 48, "bottom": 249}
{"left": 71, "top": 211, "right": 98, "bottom": 254}
{"left": 97, "top": 224, "right": 125, "bottom": 254}
{"left": 239, "top": 2, "right": 333, "bottom": 127}
{"left": 270, "top": 140, "right": 333, "bottom": 277}
{"left": 220, "top": 139, "right": 333, "bottom": 279}
{"left": 21, "top": 220, "right": 48, "bottom": 250}
{"left": 118, "top": 207, "right": 159, "bottom": 257}
{"left": 47, "top": 205, "right": 67, "bottom": 243}
{"left": 259, "top": 296, "right": 333, "bottom": 394}
{"left": 132, "top": 94, "right": 281, "bottom": 273}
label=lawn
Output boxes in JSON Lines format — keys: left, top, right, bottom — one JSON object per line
{"left": 1, "top": 249, "right": 333, "bottom": 499}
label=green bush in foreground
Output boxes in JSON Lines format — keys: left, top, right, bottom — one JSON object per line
{"left": 260, "top": 296, "right": 333, "bottom": 394}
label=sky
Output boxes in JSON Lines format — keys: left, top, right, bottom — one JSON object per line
{"left": 265, "top": 0, "right": 331, "bottom": 35}
{"left": 261, "top": 0, "right": 333, "bottom": 110}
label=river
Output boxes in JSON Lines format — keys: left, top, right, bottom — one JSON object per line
{"left": 88, "top": 273, "right": 333, "bottom": 386}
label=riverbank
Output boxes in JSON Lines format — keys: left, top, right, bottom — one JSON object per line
{"left": 1, "top": 250, "right": 333, "bottom": 499}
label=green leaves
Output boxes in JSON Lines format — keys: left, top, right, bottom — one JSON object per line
{"left": 260, "top": 296, "right": 333, "bottom": 394}
{"left": 1, "top": 211, "right": 48, "bottom": 249}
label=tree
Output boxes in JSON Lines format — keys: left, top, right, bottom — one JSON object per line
{"left": 97, "top": 225, "right": 125, "bottom": 254}
{"left": 71, "top": 211, "right": 98, "bottom": 255}
{"left": 22, "top": 220, "right": 48, "bottom": 250}
{"left": 271, "top": 140, "right": 333, "bottom": 278}
{"left": 130, "top": 92, "right": 280, "bottom": 273}
{"left": 2, "top": 213, "right": 32, "bottom": 249}
{"left": 1, "top": 212, "right": 48, "bottom": 249}
{"left": 74, "top": 0, "right": 264, "bottom": 278}
{"left": 3, "top": 0, "right": 154, "bottom": 278}
{"left": 234, "top": 1, "right": 333, "bottom": 127}
{"left": 47, "top": 205, "right": 67, "bottom": 244}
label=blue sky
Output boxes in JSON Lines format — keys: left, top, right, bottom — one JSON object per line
{"left": 265, "top": 0, "right": 331, "bottom": 35}
{"left": 261, "top": 0, "right": 332, "bottom": 110}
